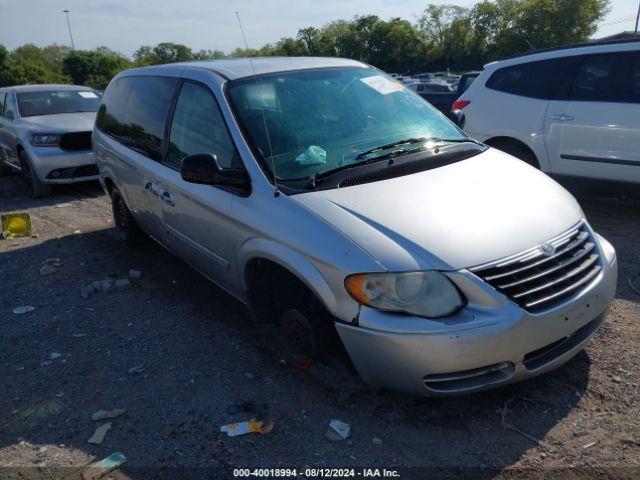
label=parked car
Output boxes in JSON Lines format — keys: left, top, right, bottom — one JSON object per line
{"left": 0, "top": 84, "right": 102, "bottom": 197}
{"left": 456, "top": 71, "right": 480, "bottom": 97}
{"left": 413, "top": 73, "right": 435, "bottom": 81}
{"left": 418, "top": 82, "right": 455, "bottom": 93}
{"left": 417, "top": 88, "right": 457, "bottom": 115}
{"left": 453, "top": 39, "right": 640, "bottom": 183}
{"left": 94, "top": 58, "right": 616, "bottom": 396}
{"left": 416, "top": 75, "right": 480, "bottom": 116}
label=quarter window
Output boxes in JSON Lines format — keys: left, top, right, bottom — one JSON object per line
{"left": 0, "top": 93, "right": 5, "bottom": 117}
{"left": 4, "top": 93, "right": 14, "bottom": 120}
{"left": 486, "top": 57, "right": 575, "bottom": 99}
{"left": 167, "top": 81, "right": 240, "bottom": 170}
{"left": 96, "top": 76, "right": 178, "bottom": 160}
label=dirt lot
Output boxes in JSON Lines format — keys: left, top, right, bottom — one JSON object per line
{"left": 0, "top": 174, "right": 639, "bottom": 479}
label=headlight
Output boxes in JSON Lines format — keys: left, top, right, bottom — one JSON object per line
{"left": 345, "top": 271, "right": 463, "bottom": 318}
{"left": 31, "top": 134, "right": 60, "bottom": 146}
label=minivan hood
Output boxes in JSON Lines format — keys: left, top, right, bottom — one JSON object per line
{"left": 20, "top": 112, "right": 96, "bottom": 133}
{"left": 293, "top": 148, "right": 584, "bottom": 271}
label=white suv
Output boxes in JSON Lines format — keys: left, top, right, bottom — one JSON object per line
{"left": 454, "top": 39, "right": 640, "bottom": 184}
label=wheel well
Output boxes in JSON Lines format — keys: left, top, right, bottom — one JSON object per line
{"left": 245, "top": 258, "right": 326, "bottom": 324}
{"left": 103, "top": 177, "right": 116, "bottom": 196}
{"left": 484, "top": 136, "right": 540, "bottom": 168}
{"left": 16, "top": 143, "right": 26, "bottom": 161}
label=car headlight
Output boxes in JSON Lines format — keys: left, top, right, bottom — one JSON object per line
{"left": 345, "top": 271, "right": 463, "bottom": 318}
{"left": 31, "top": 134, "right": 60, "bottom": 146}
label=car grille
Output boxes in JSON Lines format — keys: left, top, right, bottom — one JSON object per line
{"left": 59, "top": 131, "right": 92, "bottom": 151}
{"left": 470, "top": 223, "right": 602, "bottom": 313}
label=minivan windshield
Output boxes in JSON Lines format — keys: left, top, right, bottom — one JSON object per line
{"left": 17, "top": 89, "right": 101, "bottom": 117}
{"left": 227, "top": 67, "right": 465, "bottom": 181}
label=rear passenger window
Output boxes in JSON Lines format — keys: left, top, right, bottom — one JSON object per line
{"left": 97, "top": 76, "right": 178, "bottom": 160}
{"left": 486, "top": 57, "right": 575, "bottom": 99}
{"left": 569, "top": 52, "right": 640, "bottom": 104}
{"left": 569, "top": 54, "right": 616, "bottom": 102}
{"left": 627, "top": 53, "right": 640, "bottom": 103}
{"left": 166, "top": 81, "right": 241, "bottom": 170}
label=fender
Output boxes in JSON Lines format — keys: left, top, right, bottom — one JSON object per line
{"left": 99, "top": 165, "right": 118, "bottom": 194}
{"left": 238, "top": 237, "right": 339, "bottom": 316}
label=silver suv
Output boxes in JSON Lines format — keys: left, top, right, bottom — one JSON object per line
{"left": 94, "top": 58, "right": 617, "bottom": 396}
{"left": 0, "top": 84, "right": 101, "bottom": 197}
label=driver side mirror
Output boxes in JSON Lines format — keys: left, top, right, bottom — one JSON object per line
{"left": 180, "top": 153, "right": 249, "bottom": 192}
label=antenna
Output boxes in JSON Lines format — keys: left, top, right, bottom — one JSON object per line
{"left": 235, "top": 11, "right": 280, "bottom": 197}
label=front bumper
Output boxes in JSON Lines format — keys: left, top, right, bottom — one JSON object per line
{"left": 336, "top": 236, "right": 617, "bottom": 396}
{"left": 28, "top": 147, "right": 98, "bottom": 184}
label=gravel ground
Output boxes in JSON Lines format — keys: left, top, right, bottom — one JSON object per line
{"left": 0, "top": 174, "right": 639, "bottom": 480}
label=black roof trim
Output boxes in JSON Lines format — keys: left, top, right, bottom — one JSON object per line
{"left": 499, "top": 37, "right": 640, "bottom": 62}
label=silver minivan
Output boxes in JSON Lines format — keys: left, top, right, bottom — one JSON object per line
{"left": 94, "top": 58, "right": 617, "bottom": 396}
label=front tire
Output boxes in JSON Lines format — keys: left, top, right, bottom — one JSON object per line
{"left": 110, "top": 187, "right": 146, "bottom": 245}
{"left": 19, "top": 150, "right": 51, "bottom": 198}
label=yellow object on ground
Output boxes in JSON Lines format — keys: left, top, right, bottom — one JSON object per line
{"left": 220, "top": 420, "right": 274, "bottom": 437}
{"left": 1, "top": 212, "right": 32, "bottom": 239}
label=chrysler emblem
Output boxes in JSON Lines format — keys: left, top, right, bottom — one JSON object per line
{"left": 540, "top": 242, "right": 556, "bottom": 257}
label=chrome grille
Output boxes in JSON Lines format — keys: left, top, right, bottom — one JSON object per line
{"left": 470, "top": 223, "right": 602, "bottom": 313}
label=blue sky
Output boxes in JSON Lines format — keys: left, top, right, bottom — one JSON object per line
{"left": 0, "top": 0, "right": 637, "bottom": 56}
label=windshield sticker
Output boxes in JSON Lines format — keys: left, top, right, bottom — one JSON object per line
{"left": 78, "top": 91, "right": 98, "bottom": 99}
{"left": 360, "top": 76, "right": 404, "bottom": 95}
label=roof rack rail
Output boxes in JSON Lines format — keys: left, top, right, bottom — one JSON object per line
{"left": 499, "top": 37, "right": 640, "bottom": 62}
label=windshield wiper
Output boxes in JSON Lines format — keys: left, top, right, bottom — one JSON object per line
{"left": 353, "top": 136, "right": 480, "bottom": 161}
{"left": 307, "top": 136, "right": 481, "bottom": 188}
{"left": 312, "top": 154, "right": 392, "bottom": 183}
{"left": 354, "top": 137, "right": 428, "bottom": 160}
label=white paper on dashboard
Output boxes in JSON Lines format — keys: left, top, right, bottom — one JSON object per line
{"left": 360, "top": 75, "right": 403, "bottom": 95}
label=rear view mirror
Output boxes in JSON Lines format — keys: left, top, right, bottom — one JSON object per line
{"left": 449, "top": 109, "right": 465, "bottom": 129}
{"left": 5, "top": 111, "right": 14, "bottom": 121}
{"left": 181, "top": 153, "right": 248, "bottom": 190}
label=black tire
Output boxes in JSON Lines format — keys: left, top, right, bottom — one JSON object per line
{"left": 110, "top": 187, "right": 146, "bottom": 245}
{"left": 489, "top": 140, "right": 539, "bottom": 169}
{"left": 19, "top": 150, "right": 52, "bottom": 198}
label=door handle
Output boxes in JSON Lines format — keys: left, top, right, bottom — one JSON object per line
{"left": 159, "top": 189, "right": 175, "bottom": 206}
{"left": 549, "top": 114, "right": 575, "bottom": 122}
{"left": 144, "top": 181, "right": 159, "bottom": 196}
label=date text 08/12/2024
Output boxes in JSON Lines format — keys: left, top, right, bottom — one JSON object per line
{"left": 233, "top": 468, "right": 401, "bottom": 477}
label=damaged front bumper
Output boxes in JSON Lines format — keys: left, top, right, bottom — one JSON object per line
{"left": 335, "top": 236, "right": 617, "bottom": 396}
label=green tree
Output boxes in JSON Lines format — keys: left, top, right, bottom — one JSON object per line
{"left": 63, "top": 48, "right": 132, "bottom": 89}
{"left": 417, "top": 4, "right": 468, "bottom": 46}
{"left": 193, "top": 49, "right": 226, "bottom": 60}
{"left": 228, "top": 47, "right": 260, "bottom": 58}
{"left": 469, "top": 0, "right": 610, "bottom": 61}
{"left": 133, "top": 42, "right": 194, "bottom": 65}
